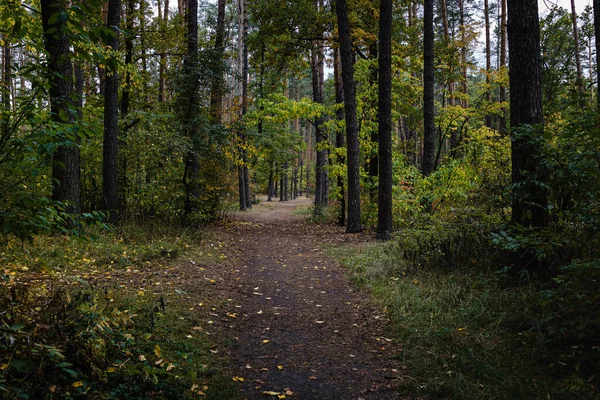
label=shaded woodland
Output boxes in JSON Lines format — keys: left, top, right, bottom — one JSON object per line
{"left": 1, "top": 0, "right": 599, "bottom": 398}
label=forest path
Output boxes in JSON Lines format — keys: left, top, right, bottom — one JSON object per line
{"left": 215, "top": 197, "right": 407, "bottom": 399}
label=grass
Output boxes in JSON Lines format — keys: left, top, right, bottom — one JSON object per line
{"left": 329, "top": 240, "right": 598, "bottom": 400}
{"left": 0, "top": 222, "right": 241, "bottom": 400}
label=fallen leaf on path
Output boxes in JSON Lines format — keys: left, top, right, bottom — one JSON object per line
{"left": 262, "top": 340, "right": 270, "bottom": 344}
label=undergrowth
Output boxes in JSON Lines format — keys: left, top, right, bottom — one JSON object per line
{"left": 330, "top": 230, "right": 599, "bottom": 400}
{"left": 0, "top": 223, "right": 241, "bottom": 399}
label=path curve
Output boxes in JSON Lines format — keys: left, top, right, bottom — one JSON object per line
{"left": 220, "top": 197, "right": 406, "bottom": 399}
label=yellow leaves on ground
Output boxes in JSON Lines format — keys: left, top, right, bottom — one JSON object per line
{"left": 153, "top": 344, "right": 161, "bottom": 358}
{"left": 262, "top": 339, "right": 270, "bottom": 344}
{"left": 72, "top": 381, "right": 84, "bottom": 388}
{"left": 232, "top": 376, "right": 245, "bottom": 382}
{"left": 262, "top": 389, "right": 294, "bottom": 398}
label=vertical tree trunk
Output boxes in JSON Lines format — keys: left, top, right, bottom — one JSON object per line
{"left": 209, "top": 0, "right": 226, "bottom": 123}
{"left": 377, "top": 0, "right": 393, "bottom": 240}
{"left": 102, "top": 0, "right": 121, "bottom": 222}
{"left": 159, "top": 0, "right": 169, "bottom": 102}
{"left": 268, "top": 161, "right": 274, "bottom": 201}
{"left": 121, "top": 0, "right": 135, "bottom": 117}
{"left": 484, "top": 0, "right": 492, "bottom": 128}
{"left": 458, "top": 0, "right": 468, "bottom": 109}
{"left": 41, "top": 0, "right": 81, "bottom": 214}
{"left": 336, "top": 0, "right": 362, "bottom": 233}
{"left": 422, "top": 0, "right": 436, "bottom": 176}
{"left": 1, "top": 37, "right": 11, "bottom": 141}
{"left": 507, "top": 0, "right": 549, "bottom": 272}
{"left": 570, "top": 0, "right": 583, "bottom": 96}
{"left": 499, "top": 0, "right": 507, "bottom": 134}
{"left": 238, "top": 165, "right": 247, "bottom": 210}
{"left": 333, "top": 46, "right": 346, "bottom": 226}
{"left": 183, "top": 0, "right": 201, "bottom": 218}
{"left": 595, "top": 0, "right": 600, "bottom": 109}
{"left": 312, "top": 40, "right": 327, "bottom": 213}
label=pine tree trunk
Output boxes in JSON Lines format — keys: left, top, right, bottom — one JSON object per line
{"left": 377, "top": 0, "right": 393, "bottom": 240}
{"left": 507, "top": 0, "right": 549, "bottom": 272}
{"left": 333, "top": 46, "right": 346, "bottom": 226}
{"left": 499, "top": 0, "right": 507, "bottom": 134}
{"left": 422, "top": 0, "right": 436, "bottom": 176}
{"left": 485, "top": 0, "right": 492, "bottom": 128}
{"left": 595, "top": 0, "right": 600, "bottom": 109}
{"left": 209, "top": 0, "right": 226, "bottom": 123}
{"left": 312, "top": 41, "right": 327, "bottom": 213}
{"left": 41, "top": 0, "right": 81, "bottom": 214}
{"left": 570, "top": 0, "right": 583, "bottom": 96}
{"left": 336, "top": 0, "right": 362, "bottom": 233}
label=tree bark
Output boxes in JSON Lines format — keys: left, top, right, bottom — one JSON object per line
{"left": 333, "top": 46, "right": 346, "bottom": 226}
{"left": 484, "top": 0, "right": 492, "bottom": 128}
{"left": 499, "top": 0, "right": 507, "bottom": 135}
{"left": 312, "top": 40, "right": 327, "bottom": 213}
{"left": 209, "top": 0, "right": 226, "bottom": 123}
{"left": 41, "top": 0, "right": 81, "bottom": 214}
{"left": 336, "top": 0, "right": 362, "bottom": 233}
{"left": 422, "top": 0, "right": 436, "bottom": 176}
{"left": 595, "top": 0, "right": 600, "bottom": 109}
{"left": 507, "top": 0, "right": 549, "bottom": 271}
{"left": 570, "top": 0, "right": 583, "bottom": 96}
{"left": 102, "top": 0, "right": 121, "bottom": 222}
{"left": 377, "top": 0, "right": 393, "bottom": 240}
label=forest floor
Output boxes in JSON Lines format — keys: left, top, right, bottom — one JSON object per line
{"left": 200, "top": 196, "right": 411, "bottom": 399}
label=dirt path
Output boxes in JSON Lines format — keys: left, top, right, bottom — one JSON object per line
{"left": 217, "top": 197, "right": 406, "bottom": 399}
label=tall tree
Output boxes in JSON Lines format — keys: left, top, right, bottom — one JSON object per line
{"left": 312, "top": 37, "right": 327, "bottom": 213}
{"left": 484, "top": 0, "right": 492, "bottom": 128}
{"left": 103, "top": 0, "right": 121, "bottom": 222}
{"left": 41, "top": 0, "right": 81, "bottom": 214}
{"left": 595, "top": 0, "right": 600, "bottom": 109}
{"left": 422, "top": 0, "right": 436, "bottom": 176}
{"left": 182, "top": 0, "right": 201, "bottom": 217}
{"left": 507, "top": 0, "right": 549, "bottom": 271}
{"left": 377, "top": 0, "right": 392, "bottom": 240}
{"left": 209, "top": 0, "right": 226, "bottom": 124}
{"left": 333, "top": 46, "right": 346, "bottom": 226}
{"left": 570, "top": 0, "right": 583, "bottom": 94}
{"left": 336, "top": 0, "right": 362, "bottom": 233}
{"left": 499, "top": 0, "right": 507, "bottom": 134}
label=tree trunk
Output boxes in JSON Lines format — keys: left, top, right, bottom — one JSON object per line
{"left": 377, "top": 0, "right": 393, "bottom": 240}
{"left": 499, "top": 0, "right": 507, "bottom": 134}
{"left": 268, "top": 161, "right": 274, "bottom": 201}
{"left": 336, "top": 0, "right": 362, "bottom": 233}
{"left": 312, "top": 41, "right": 327, "bottom": 213}
{"left": 422, "top": 0, "right": 436, "bottom": 176}
{"left": 209, "top": 0, "right": 226, "bottom": 123}
{"left": 183, "top": 0, "right": 201, "bottom": 218}
{"left": 484, "top": 0, "right": 492, "bottom": 128}
{"left": 238, "top": 165, "right": 247, "bottom": 210}
{"left": 570, "top": 0, "right": 583, "bottom": 96}
{"left": 507, "top": 0, "right": 549, "bottom": 271}
{"left": 595, "top": 0, "right": 600, "bottom": 109}
{"left": 102, "top": 0, "right": 121, "bottom": 222}
{"left": 333, "top": 46, "right": 346, "bottom": 226}
{"left": 41, "top": 0, "right": 81, "bottom": 214}
{"left": 2, "top": 36, "right": 11, "bottom": 143}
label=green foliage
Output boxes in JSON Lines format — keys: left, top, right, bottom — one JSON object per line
{"left": 0, "top": 224, "right": 240, "bottom": 399}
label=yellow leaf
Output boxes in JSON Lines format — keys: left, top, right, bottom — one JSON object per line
{"left": 277, "top": 365, "right": 283, "bottom": 370}
{"left": 107, "top": 367, "right": 117, "bottom": 373}
{"left": 72, "top": 381, "right": 84, "bottom": 388}
{"left": 262, "top": 391, "right": 280, "bottom": 396}
{"left": 262, "top": 340, "right": 270, "bottom": 344}
{"left": 232, "top": 376, "right": 245, "bottom": 382}
{"left": 154, "top": 344, "right": 161, "bottom": 357}
{"left": 137, "top": 290, "right": 145, "bottom": 296}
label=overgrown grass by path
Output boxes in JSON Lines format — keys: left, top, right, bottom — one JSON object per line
{"left": 0, "top": 224, "right": 241, "bottom": 400}
{"left": 330, "top": 241, "right": 598, "bottom": 400}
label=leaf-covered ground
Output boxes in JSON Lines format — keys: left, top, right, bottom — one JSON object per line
{"left": 209, "top": 197, "right": 410, "bottom": 399}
